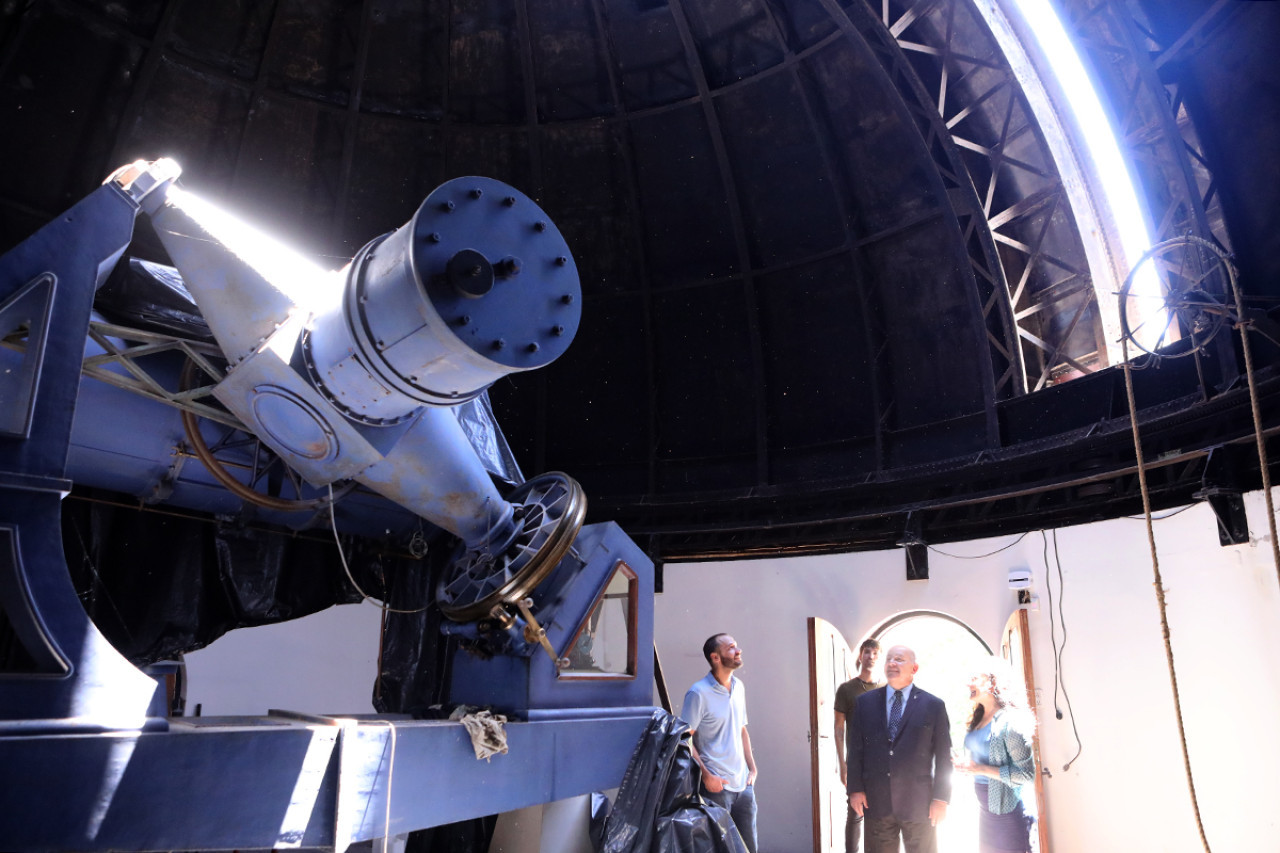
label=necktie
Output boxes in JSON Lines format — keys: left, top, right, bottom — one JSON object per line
{"left": 888, "top": 689, "right": 904, "bottom": 742}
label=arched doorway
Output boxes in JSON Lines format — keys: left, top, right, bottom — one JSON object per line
{"left": 872, "top": 611, "right": 993, "bottom": 853}
{"left": 811, "top": 609, "right": 1048, "bottom": 853}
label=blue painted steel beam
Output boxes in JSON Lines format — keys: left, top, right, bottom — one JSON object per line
{"left": 0, "top": 711, "right": 653, "bottom": 851}
{"left": 0, "top": 173, "right": 173, "bottom": 729}
{"left": 0, "top": 179, "right": 147, "bottom": 474}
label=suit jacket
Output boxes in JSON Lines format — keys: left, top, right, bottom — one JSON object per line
{"left": 846, "top": 684, "right": 952, "bottom": 824}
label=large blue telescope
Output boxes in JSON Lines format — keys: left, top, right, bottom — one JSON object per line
{"left": 0, "top": 160, "right": 658, "bottom": 851}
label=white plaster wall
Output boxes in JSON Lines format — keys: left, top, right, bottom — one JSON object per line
{"left": 183, "top": 600, "right": 383, "bottom": 716}
{"left": 1022, "top": 493, "right": 1280, "bottom": 853}
{"left": 489, "top": 795, "right": 595, "bottom": 853}
{"left": 654, "top": 492, "right": 1280, "bottom": 853}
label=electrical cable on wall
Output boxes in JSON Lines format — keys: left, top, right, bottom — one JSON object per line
{"left": 928, "top": 531, "right": 1029, "bottom": 559}
{"left": 1049, "top": 531, "right": 1081, "bottom": 771}
{"left": 1125, "top": 505, "right": 1193, "bottom": 522}
{"left": 1038, "top": 530, "right": 1080, "bottom": 769}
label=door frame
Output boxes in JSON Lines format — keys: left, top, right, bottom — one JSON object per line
{"left": 807, "top": 616, "right": 854, "bottom": 853}
{"left": 1002, "top": 608, "right": 1051, "bottom": 853}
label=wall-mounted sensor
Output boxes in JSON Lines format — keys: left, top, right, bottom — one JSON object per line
{"left": 1008, "top": 567, "right": 1033, "bottom": 589}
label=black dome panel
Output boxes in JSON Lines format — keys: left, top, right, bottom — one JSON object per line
{"left": 4, "top": 0, "right": 1279, "bottom": 558}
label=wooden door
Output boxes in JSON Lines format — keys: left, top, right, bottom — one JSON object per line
{"left": 1001, "top": 609, "right": 1051, "bottom": 853}
{"left": 808, "top": 617, "right": 856, "bottom": 853}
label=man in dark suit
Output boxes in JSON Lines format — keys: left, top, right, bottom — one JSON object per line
{"left": 845, "top": 644, "right": 952, "bottom": 853}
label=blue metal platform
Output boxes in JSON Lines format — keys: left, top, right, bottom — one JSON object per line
{"left": 0, "top": 708, "right": 655, "bottom": 851}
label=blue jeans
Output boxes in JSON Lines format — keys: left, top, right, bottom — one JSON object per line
{"left": 702, "top": 783, "right": 758, "bottom": 853}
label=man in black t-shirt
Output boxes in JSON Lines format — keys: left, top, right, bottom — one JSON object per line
{"left": 833, "top": 638, "right": 884, "bottom": 853}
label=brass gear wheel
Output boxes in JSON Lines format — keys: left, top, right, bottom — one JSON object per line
{"left": 436, "top": 471, "right": 586, "bottom": 622}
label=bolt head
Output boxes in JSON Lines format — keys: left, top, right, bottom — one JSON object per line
{"left": 534, "top": 221, "right": 547, "bottom": 232}
{"left": 492, "top": 339, "right": 506, "bottom": 350}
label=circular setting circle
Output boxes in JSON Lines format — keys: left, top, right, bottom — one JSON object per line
{"left": 435, "top": 471, "right": 587, "bottom": 622}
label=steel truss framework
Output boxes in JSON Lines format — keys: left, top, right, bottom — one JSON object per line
{"left": 858, "top": 0, "right": 1100, "bottom": 393}
{"left": 1062, "top": 0, "right": 1234, "bottom": 252}
{"left": 851, "top": 0, "right": 1232, "bottom": 394}
{"left": 78, "top": 321, "right": 233, "bottom": 427}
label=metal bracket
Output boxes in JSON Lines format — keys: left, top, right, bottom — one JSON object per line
{"left": 514, "top": 597, "right": 560, "bottom": 668}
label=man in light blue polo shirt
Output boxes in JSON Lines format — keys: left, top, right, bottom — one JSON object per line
{"left": 681, "top": 633, "right": 759, "bottom": 853}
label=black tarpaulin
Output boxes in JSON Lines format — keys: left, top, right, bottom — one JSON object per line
{"left": 598, "top": 710, "right": 749, "bottom": 853}
{"left": 59, "top": 490, "right": 429, "bottom": 664}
